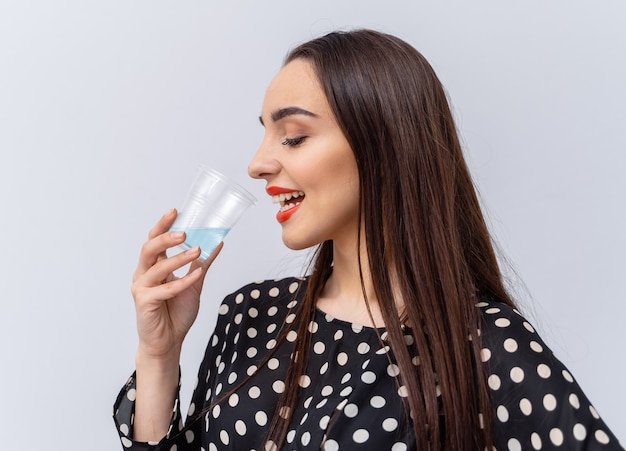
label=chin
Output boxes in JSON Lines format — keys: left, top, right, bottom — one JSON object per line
{"left": 281, "top": 232, "right": 321, "bottom": 251}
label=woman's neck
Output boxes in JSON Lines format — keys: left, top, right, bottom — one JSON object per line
{"left": 315, "top": 237, "right": 385, "bottom": 328}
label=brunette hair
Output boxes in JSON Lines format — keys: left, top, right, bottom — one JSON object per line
{"left": 266, "top": 29, "right": 518, "bottom": 449}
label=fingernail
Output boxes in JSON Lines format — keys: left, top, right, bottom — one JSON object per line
{"left": 185, "top": 246, "right": 200, "bottom": 254}
{"left": 171, "top": 231, "right": 184, "bottom": 239}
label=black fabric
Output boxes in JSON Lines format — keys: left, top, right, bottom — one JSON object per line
{"left": 113, "top": 277, "right": 623, "bottom": 450}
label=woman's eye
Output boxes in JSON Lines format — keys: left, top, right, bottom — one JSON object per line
{"left": 281, "top": 136, "right": 307, "bottom": 147}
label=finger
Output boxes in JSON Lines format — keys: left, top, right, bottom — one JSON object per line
{"left": 189, "top": 241, "right": 224, "bottom": 272}
{"left": 135, "top": 229, "right": 187, "bottom": 278}
{"left": 139, "top": 246, "right": 202, "bottom": 287}
{"left": 148, "top": 208, "right": 178, "bottom": 240}
{"left": 134, "top": 264, "right": 206, "bottom": 305}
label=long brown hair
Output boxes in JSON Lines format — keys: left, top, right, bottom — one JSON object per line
{"left": 266, "top": 29, "right": 518, "bottom": 450}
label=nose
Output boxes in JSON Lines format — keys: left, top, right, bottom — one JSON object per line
{"left": 248, "top": 138, "right": 281, "bottom": 180}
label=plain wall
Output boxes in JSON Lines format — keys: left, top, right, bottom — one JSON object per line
{"left": 0, "top": 1, "right": 624, "bottom": 448}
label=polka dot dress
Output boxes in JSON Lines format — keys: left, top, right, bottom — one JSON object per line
{"left": 114, "top": 277, "right": 624, "bottom": 450}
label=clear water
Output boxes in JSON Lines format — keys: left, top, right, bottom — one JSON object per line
{"left": 173, "top": 227, "right": 230, "bottom": 260}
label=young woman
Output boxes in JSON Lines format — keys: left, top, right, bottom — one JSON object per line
{"left": 114, "top": 29, "right": 624, "bottom": 450}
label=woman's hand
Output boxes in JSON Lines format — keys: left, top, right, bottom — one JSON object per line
{"left": 131, "top": 208, "right": 222, "bottom": 360}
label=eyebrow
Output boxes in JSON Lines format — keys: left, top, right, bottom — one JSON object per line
{"left": 258, "top": 106, "right": 317, "bottom": 126}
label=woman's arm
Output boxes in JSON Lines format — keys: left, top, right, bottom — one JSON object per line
{"left": 129, "top": 208, "right": 221, "bottom": 442}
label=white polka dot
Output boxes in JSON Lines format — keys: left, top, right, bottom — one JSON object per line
{"left": 391, "top": 443, "right": 408, "bottom": 451}
{"left": 247, "top": 327, "right": 258, "bottom": 338}
{"left": 503, "top": 338, "right": 518, "bottom": 352}
{"left": 480, "top": 348, "right": 492, "bottom": 362}
{"left": 497, "top": 405, "right": 509, "bottom": 422}
{"left": 569, "top": 393, "right": 580, "bottom": 409}
{"left": 308, "top": 321, "right": 319, "bottom": 333}
{"left": 398, "top": 385, "right": 409, "bottom": 397}
{"left": 273, "top": 380, "right": 285, "bottom": 393}
{"left": 510, "top": 367, "right": 524, "bottom": 383}
{"left": 595, "top": 429, "right": 610, "bottom": 444}
{"left": 299, "top": 375, "right": 311, "bottom": 388}
{"left": 336, "top": 398, "right": 348, "bottom": 411}
{"left": 268, "top": 287, "right": 280, "bottom": 297}
{"left": 341, "top": 373, "right": 352, "bottom": 384}
{"left": 169, "top": 444, "right": 177, "bottom": 451}
{"left": 387, "top": 364, "right": 400, "bottom": 377}
{"left": 340, "top": 386, "right": 353, "bottom": 397}
{"left": 344, "top": 403, "right": 359, "bottom": 418}
{"left": 352, "top": 324, "right": 363, "bottom": 333}
{"left": 267, "top": 306, "right": 278, "bottom": 316}
{"left": 383, "top": 417, "right": 399, "bottom": 432}
{"left": 321, "top": 385, "right": 333, "bottom": 396}
{"left": 119, "top": 424, "right": 129, "bottom": 436}
{"left": 319, "top": 415, "right": 330, "bottom": 429}
{"left": 265, "top": 440, "right": 278, "bottom": 451}
{"left": 250, "top": 289, "right": 260, "bottom": 299}
{"left": 358, "top": 342, "right": 370, "bottom": 354}
{"left": 316, "top": 398, "right": 328, "bottom": 409}
{"left": 589, "top": 405, "right": 600, "bottom": 419}
{"left": 218, "top": 304, "right": 229, "bottom": 315}
{"left": 212, "top": 404, "right": 221, "bottom": 418}
{"left": 289, "top": 281, "right": 299, "bottom": 293}
{"left": 530, "top": 433, "right": 542, "bottom": 449}
{"left": 299, "top": 412, "right": 309, "bottom": 425}
{"left": 361, "top": 371, "right": 377, "bottom": 384}
{"left": 507, "top": 438, "right": 521, "bottom": 451}
{"left": 562, "top": 369, "right": 574, "bottom": 383}
{"left": 495, "top": 318, "right": 511, "bottom": 328}
{"left": 268, "top": 358, "right": 279, "bottom": 370}
{"left": 314, "top": 341, "right": 326, "bottom": 354}
{"left": 228, "top": 393, "right": 239, "bottom": 407}
{"left": 235, "top": 420, "right": 246, "bottom": 436}
{"left": 353, "top": 429, "right": 369, "bottom": 443}
{"left": 323, "top": 439, "right": 339, "bottom": 451}
{"left": 188, "top": 403, "right": 196, "bottom": 416}
{"left": 286, "top": 313, "right": 296, "bottom": 323}
{"left": 543, "top": 394, "right": 557, "bottom": 411}
{"left": 320, "top": 362, "right": 329, "bottom": 374}
{"left": 520, "top": 398, "right": 533, "bottom": 416}
{"left": 286, "top": 330, "right": 298, "bottom": 342}
{"left": 246, "top": 347, "right": 258, "bottom": 358}
{"left": 248, "top": 386, "right": 261, "bottom": 399}
{"left": 303, "top": 396, "right": 313, "bottom": 408}
{"left": 573, "top": 423, "right": 587, "bottom": 441}
{"left": 485, "top": 307, "right": 501, "bottom": 314}
{"left": 126, "top": 388, "right": 136, "bottom": 402}
{"left": 301, "top": 431, "right": 311, "bottom": 446}
{"left": 523, "top": 321, "right": 535, "bottom": 333}
{"left": 488, "top": 374, "right": 501, "bottom": 390}
{"left": 120, "top": 437, "right": 132, "bottom": 448}
{"left": 530, "top": 341, "right": 543, "bottom": 353}
{"left": 404, "top": 334, "right": 414, "bottom": 346}
{"left": 337, "top": 352, "right": 348, "bottom": 365}
{"left": 234, "top": 313, "right": 243, "bottom": 324}
{"left": 247, "top": 365, "right": 257, "bottom": 376}
{"left": 266, "top": 339, "right": 277, "bottom": 349}
{"left": 220, "top": 430, "right": 229, "bottom": 445}
{"left": 248, "top": 307, "right": 258, "bottom": 318}
{"left": 287, "top": 300, "right": 297, "bottom": 308}
{"left": 334, "top": 330, "right": 343, "bottom": 340}
{"left": 549, "top": 428, "right": 564, "bottom": 446}
{"left": 266, "top": 323, "right": 277, "bottom": 333}
{"left": 537, "top": 363, "right": 551, "bottom": 379}
{"left": 228, "top": 372, "right": 237, "bottom": 384}
{"left": 370, "top": 396, "right": 386, "bottom": 408}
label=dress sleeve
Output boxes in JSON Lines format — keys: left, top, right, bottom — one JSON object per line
{"left": 478, "top": 301, "right": 624, "bottom": 450}
{"left": 112, "top": 371, "right": 184, "bottom": 450}
{"left": 112, "top": 290, "right": 238, "bottom": 450}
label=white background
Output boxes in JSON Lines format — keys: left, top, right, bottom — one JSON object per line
{"left": 0, "top": 1, "right": 624, "bottom": 449}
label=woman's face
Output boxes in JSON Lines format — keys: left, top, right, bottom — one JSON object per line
{"left": 249, "top": 59, "right": 360, "bottom": 250}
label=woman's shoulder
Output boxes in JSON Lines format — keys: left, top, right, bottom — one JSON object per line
{"left": 217, "top": 276, "right": 309, "bottom": 320}
{"left": 476, "top": 298, "right": 623, "bottom": 449}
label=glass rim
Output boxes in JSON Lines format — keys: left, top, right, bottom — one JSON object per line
{"left": 197, "top": 165, "right": 258, "bottom": 205}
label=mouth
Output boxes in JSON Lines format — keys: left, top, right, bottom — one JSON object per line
{"left": 271, "top": 191, "right": 305, "bottom": 212}
{"left": 266, "top": 188, "right": 305, "bottom": 223}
